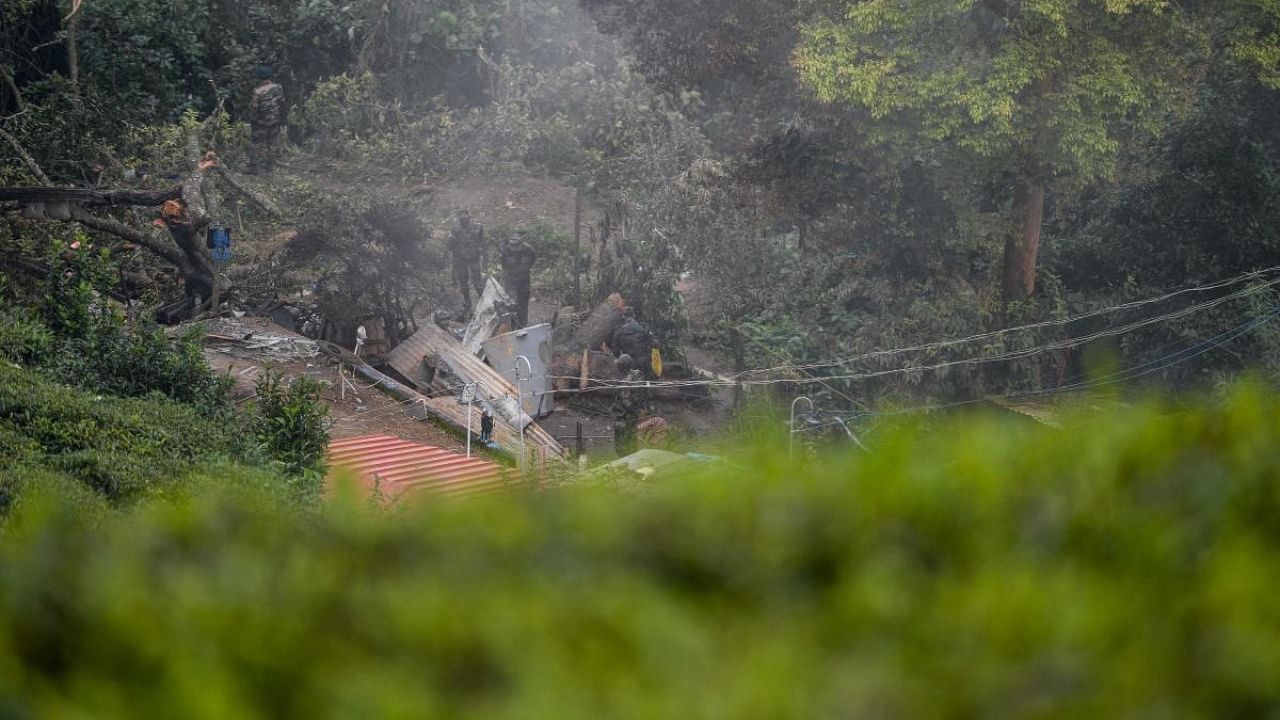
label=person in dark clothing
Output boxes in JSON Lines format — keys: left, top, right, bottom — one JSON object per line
{"left": 610, "top": 354, "right": 646, "bottom": 456}
{"left": 247, "top": 65, "right": 286, "bottom": 173}
{"left": 479, "top": 408, "right": 494, "bottom": 444}
{"left": 499, "top": 232, "right": 537, "bottom": 326}
{"left": 450, "top": 210, "right": 485, "bottom": 310}
{"left": 611, "top": 306, "right": 655, "bottom": 376}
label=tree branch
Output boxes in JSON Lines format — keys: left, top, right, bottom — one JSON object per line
{"left": 0, "top": 126, "right": 51, "bottom": 184}
{"left": 213, "top": 165, "right": 283, "bottom": 218}
{"left": 68, "top": 207, "right": 187, "bottom": 267}
{"left": 0, "top": 186, "right": 182, "bottom": 206}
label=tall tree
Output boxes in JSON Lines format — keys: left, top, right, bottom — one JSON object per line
{"left": 794, "top": 0, "right": 1204, "bottom": 303}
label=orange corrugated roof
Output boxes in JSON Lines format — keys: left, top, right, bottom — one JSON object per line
{"left": 327, "top": 434, "right": 511, "bottom": 501}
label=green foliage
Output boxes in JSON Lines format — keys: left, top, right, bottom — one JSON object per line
{"left": 249, "top": 370, "right": 330, "bottom": 487}
{"left": 55, "top": 323, "right": 234, "bottom": 415}
{"left": 0, "top": 363, "right": 253, "bottom": 509}
{"left": 0, "top": 308, "right": 53, "bottom": 367}
{"left": 1227, "top": 0, "right": 1280, "bottom": 89}
{"left": 794, "top": 0, "right": 1200, "bottom": 180}
{"left": 516, "top": 221, "right": 576, "bottom": 305}
{"left": 6, "top": 249, "right": 236, "bottom": 414}
{"left": 38, "top": 239, "right": 116, "bottom": 340}
{"left": 290, "top": 72, "right": 382, "bottom": 147}
{"left": 77, "top": 0, "right": 213, "bottom": 120}
{"left": 1, "top": 388, "right": 1280, "bottom": 714}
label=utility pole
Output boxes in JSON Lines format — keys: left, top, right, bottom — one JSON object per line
{"left": 573, "top": 186, "right": 582, "bottom": 308}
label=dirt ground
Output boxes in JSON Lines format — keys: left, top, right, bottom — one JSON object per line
{"left": 199, "top": 316, "right": 467, "bottom": 451}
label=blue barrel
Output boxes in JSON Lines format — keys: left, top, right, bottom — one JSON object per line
{"left": 209, "top": 225, "right": 231, "bottom": 249}
{"left": 209, "top": 225, "right": 232, "bottom": 263}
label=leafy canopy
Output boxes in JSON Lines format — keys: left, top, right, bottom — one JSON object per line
{"left": 794, "top": 0, "right": 1203, "bottom": 181}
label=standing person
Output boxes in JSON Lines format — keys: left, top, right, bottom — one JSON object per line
{"left": 610, "top": 354, "right": 646, "bottom": 457}
{"left": 479, "top": 408, "right": 494, "bottom": 445}
{"left": 247, "top": 65, "right": 286, "bottom": 174}
{"left": 611, "top": 306, "right": 656, "bottom": 376}
{"left": 499, "top": 232, "right": 537, "bottom": 326}
{"left": 449, "top": 209, "right": 485, "bottom": 310}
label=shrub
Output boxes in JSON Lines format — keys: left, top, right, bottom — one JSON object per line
{"left": 249, "top": 371, "right": 331, "bottom": 488}
{"left": 57, "top": 322, "right": 233, "bottom": 416}
{"left": 0, "top": 308, "right": 53, "bottom": 366}
{"left": 0, "top": 254, "right": 234, "bottom": 415}
{"left": 0, "top": 364, "right": 264, "bottom": 507}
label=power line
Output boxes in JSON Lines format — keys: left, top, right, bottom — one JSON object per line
{"left": 738, "top": 266, "right": 1280, "bottom": 377}
{"left": 797, "top": 306, "right": 1280, "bottom": 424}
{"left": 548, "top": 276, "right": 1280, "bottom": 394}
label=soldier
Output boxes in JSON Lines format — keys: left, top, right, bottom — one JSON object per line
{"left": 449, "top": 209, "right": 485, "bottom": 310}
{"left": 247, "top": 65, "right": 286, "bottom": 174}
{"left": 610, "top": 354, "right": 646, "bottom": 456}
{"left": 499, "top": 232, "right": 537, "bottom": 326}
{"left": 610, "top": 306, "right": 655, "bottom": 376}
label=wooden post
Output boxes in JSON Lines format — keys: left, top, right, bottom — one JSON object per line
{"left": 575, "top": 420, "right": 585, "bottom": 458}
{"left": 732, "top": 326, "right": 746, "bottom": 409}
{"left": 210, "top": 271, "right": 221, "bottom": 316}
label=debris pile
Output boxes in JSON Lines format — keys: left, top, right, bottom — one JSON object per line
{"left": 198, "top": 317, "right": 319, "bottom": 362}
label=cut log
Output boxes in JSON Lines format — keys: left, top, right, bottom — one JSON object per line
{"left": 566, "top": 293, "right": 626, "bottom": 354}
{"left": 551, "top": 293, "right": 625, "bottom": 390}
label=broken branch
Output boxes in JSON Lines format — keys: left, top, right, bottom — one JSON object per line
{"left": 0, "top": 125, "right": 51, "bottom": 184}
{"left": 212, "top": 165, "right": 283, "bottom": 218}
{"left": 67, "top": 207, "right": 187, "bottom": 267}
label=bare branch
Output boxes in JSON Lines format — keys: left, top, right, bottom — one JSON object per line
{"left": 68, "top": 207, "right": 186, "bottom": 267}
{"left": 213, "top": 165, "right": 283, "bottom": 217}
{"left": 0, "top": 126, "right": 51, "bottom": 184}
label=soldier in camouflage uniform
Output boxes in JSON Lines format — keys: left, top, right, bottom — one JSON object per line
{"left": 499, "top": 232, "right": 537, "bottom": 326}
{"left": 610, "top": 306, "right": 655, "bottom": 376}
{"left": 248, "top": 65, "right": 285, "bottom": 173}
{"left": 610, "top": 354, "right": 647, "bottom": 457}
{"left": 449, "top": 210, "right": 485, "bottom": 310}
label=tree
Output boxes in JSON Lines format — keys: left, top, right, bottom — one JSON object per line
{"left": 1227, "top": 0, "right": 1280, "bottom": 90}
{"left": 794, "top": 0, "right": 1204, "bottom": 303}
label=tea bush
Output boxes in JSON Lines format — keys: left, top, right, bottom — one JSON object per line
{"left": 249, "top": 370, "right": 331, "bottom": 488}
{"left": 0, "top": 363, "right": 282, "bottom": 511}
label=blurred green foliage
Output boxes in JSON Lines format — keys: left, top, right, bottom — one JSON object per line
{"left": 0, "top": 387, "right": 1279, "bottom": 715}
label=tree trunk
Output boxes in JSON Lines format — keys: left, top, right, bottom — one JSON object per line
{"left": 0, "top": 186, "right": 181, "bottom": 206}
{"left": 567, "top": 293, "right": 627, "bottom": 354}
{"left": 1001, "top": 178, "right": 1046, "bottom": 303}
{"left": 0, "top": 65, "right": 23, "bottom": 112}
{"left": 66, "top": 8, "right": 80, "bottom": 98}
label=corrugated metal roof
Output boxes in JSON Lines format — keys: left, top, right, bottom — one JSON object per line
{"left": 327, "top": 434, "right": 513, "bottom": 500}
{"left": 384, "top": 322, "right": 566, "bottom": 459}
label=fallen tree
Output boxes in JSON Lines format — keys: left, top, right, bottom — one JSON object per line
{"left": 551, "top": 293, "right": 627, "bottom": 390}
{"left": 0, "top": 122, "right": 284, "bottom": 323}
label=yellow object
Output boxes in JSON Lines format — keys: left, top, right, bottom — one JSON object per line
{"left": 651, "top": 348, "right": 664, "bottom": 378}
